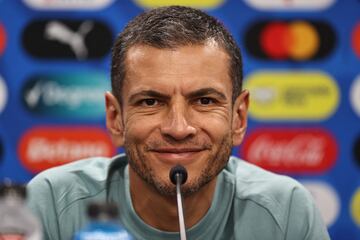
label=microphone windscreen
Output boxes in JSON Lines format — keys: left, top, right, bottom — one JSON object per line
{"left": 169, "top": 165, "right": 188, "bottom": 185}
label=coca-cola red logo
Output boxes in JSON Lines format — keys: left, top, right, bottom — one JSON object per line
{"left": 240, "top": 128, "right": 337, "bottom": 174}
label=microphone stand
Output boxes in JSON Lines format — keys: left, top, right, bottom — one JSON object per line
{"left": 175, "top": 173, "right": 187, "bottom": 240}
{"left": 169, "top": 165, "right": 188, "bottom": 240}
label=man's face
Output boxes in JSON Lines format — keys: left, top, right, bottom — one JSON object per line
{"left": 107, "top": 43, "right": 248, "bottom": 196}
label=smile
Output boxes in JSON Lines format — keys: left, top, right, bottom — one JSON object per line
{"left": 150, "top": 148, "right": 205, "bottom": 164}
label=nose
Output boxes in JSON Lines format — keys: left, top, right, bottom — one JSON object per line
{"left": 160, "top": 100, "right": 197, "bottom": 141}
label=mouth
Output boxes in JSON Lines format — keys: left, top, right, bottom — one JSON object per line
{"left": 149, "top": 148, "right": 206, "bottom": 164}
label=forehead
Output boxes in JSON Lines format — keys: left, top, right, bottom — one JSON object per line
{"left": 122, "top": 43, "right": 232, "bottom": 97}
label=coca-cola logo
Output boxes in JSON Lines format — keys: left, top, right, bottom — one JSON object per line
{"left": 18, "top": 126, "right": 116, "bottom": 173}
{"left": 240, "top": 128, "right": 337, "bottom": 174}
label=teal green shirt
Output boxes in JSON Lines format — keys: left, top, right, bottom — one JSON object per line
{"left": 27, "top": 154, "right": 330, "bottom": 240}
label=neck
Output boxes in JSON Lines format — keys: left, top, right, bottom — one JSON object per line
{"left": 129, "top": 168, "right": 217, "bottom": 232}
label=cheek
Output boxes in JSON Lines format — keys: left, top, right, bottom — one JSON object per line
{"left": 195, "top": 113, "right": 232, "bottom": 139}
{"left": 124, "top": 114, "right": 160, "bottom": 142}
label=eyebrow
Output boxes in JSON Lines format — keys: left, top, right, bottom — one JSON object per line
{"left": 128, "top": 90, "right": 170, "bottom": 103}
{"left": 186, "top": 88, "right": 227, "bottom": 101}
{"left": 128, "top": 87, "right": 227, "bottom": 103}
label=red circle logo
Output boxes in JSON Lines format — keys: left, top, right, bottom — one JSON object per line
{"left": 352, "top": 22, "right": 360, "bottom": 58}
{"left": 0, "top": 23, "right": 6, "bottom": 55}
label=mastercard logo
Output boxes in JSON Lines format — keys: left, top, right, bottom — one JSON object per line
{"left": 133, "top": 0, "right": 225, "bottom": 9}
{"left": 18, "top": 126, "right": 116, "bottom": 173}
{"left": 241, "top": 128, "right": 338, "bottom": 174}
{"left": 244, "top": 20, "right": 336, "bottom": 61}
{"left": 352, "top": 22, "right": 360, "bottom": 58}
{"left": 0, "top": 23, "right": 6, "bottom": 56}
{"left": 244, "top": 71, "right": 339, "bottom": 120}
{"left": 350, "top": 188, "right": 360, "bottom": 226}
{"left": 302, "top": 181, "right": 340, "bottom": 227}
{"left": 243, "top": 0, "right": 335, "bottom": 10}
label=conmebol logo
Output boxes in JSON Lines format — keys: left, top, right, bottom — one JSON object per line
{"left": 244, "top": 71, "right": 339, "bottom": 120}
{"left": 243, "top": 0, "right": 335, "bottom": 10}
{"left": 23, "top": 0, "right": 115, "bottom": 10}
{"left": 241, "top": 128, "right": 337, "bottom": 174}
{"left": 18, "top": 126, "right": 116, "bottom": 173}
{"left": 22, "top": 73, "right": 109, "bottom": 118}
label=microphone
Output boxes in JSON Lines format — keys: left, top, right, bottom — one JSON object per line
{"left": 169, "top": 165, "right": 188, "bottom": 240}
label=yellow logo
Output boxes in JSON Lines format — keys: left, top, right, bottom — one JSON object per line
{"left": 134, "top": 0, "right": 225, "bottom": 9}
{"left": 244, "top": 71, "right": 339, "bottom": 120}
{"left": 351, "top": 188, "right": 360, "bottom": 226}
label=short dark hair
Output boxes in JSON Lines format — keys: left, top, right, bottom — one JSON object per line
{"left": 111, "top": 5, "right": 243, "bottom": 103}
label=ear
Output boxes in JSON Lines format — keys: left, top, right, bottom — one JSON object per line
{"left": 232, "top": 90, "right": 249, "bottom": 146}
{"left": 105, "top": 91, "right": 125, "bottom": 147}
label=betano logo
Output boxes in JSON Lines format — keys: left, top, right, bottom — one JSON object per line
{"left": 0, "top": 75, "right": 8, "bottom": 114}
{"left": 0, "top": 22, "right": 6, "bottom": 56}
{"left": 243, "top": 0, "right": 335, "bottom": 10}
{"left": 244, "top": 71, "right": 339, "bottom": 120}
{"left": 23, "top": 0, "right": 115, "bottom": 10}
{"left": 244, "top": 20, "right": 335, "bottom": 61}
{"left": 241, "top": 128, "right": 337, "bottom": 174}
{"left": 22, "top": 73, "right": 109, "bottom": 118}
{"left": 18, "top": 126, "right": 116, "bottom": 173}
{"left": 302, "top": 181, "right": 340, "bottom": 227}
{"left": 351, "top": 188, "right": 360, "bottom": 226}
{"left": 350, "top": 75, "right": 360, "bottom": 118}
{"left": 134, "top": 0, "right": 225, "bottom": 9}
{"left": 352, "top": 22, "right": 360, "bottom": 58}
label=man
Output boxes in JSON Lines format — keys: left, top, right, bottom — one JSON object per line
{"left": 27, "top": 6, "right": 330, "bottom": 240}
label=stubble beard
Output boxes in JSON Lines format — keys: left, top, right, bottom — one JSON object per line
{"left": 125, "top": 134, "right": 232, "bottom": 197}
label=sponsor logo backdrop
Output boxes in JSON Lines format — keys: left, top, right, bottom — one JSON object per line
{"left": 0, "top": 0, "right": 359, "bottom": 238}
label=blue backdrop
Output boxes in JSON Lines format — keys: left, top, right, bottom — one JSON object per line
{"left": 0, "top": 0, "right": 359, "bottom": 239}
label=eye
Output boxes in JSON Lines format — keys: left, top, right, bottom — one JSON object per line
{"left": 140, "top": 98, "right": 158, "bottom": 106}
{"left": 198, "top": 97, "right": 214, "bottom": 105}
